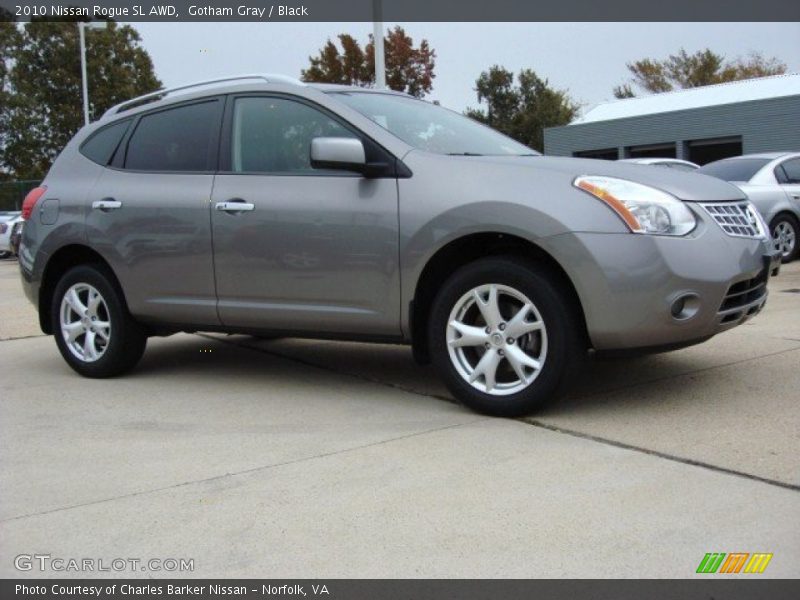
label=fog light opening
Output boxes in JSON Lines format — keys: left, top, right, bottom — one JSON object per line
{"left": 670, "top": 293, "right": 700, "bottom": 321}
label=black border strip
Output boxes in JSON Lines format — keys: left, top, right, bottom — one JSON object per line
{"left": 2, "top": 579, "right": 800, "bottom": 599}
{"left": 2, "top": 0, "right": 799, "bottom": 22}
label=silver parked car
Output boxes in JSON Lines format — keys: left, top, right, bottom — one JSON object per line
{"left": 18, "top": 75, "right": 780, "bottom": 416}
{"left": 698, "top": 152, "right": 800, "bottom": 263}
{"left": 619, "top": 158, "right": 700, "bottom": 172}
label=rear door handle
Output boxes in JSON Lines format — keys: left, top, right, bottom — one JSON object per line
{"left": 215, "top": 199, "right": 255, "bottom": 213}
{"left": 92, "top": 199, "right": 122, "bottom": 211}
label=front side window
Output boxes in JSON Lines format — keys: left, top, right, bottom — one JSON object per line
{"left": 80, "top": 119, "right": 131, "bottom": 166}
{"left": 231, "top": 97, "right": 355, "bottom": 173}
{"left": 331, "top": 91, "right": 536, "bottom": 156}
{"left": 125, "top": 101, "right": 220, "bottom": 171}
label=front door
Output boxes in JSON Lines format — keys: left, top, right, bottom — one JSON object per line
{"left": 210, "top": 95, "right": 400, "bottom": 336}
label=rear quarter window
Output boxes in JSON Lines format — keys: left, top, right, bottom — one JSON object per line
{"left": 79, "top": 120, "right": 131, "bottom": 166}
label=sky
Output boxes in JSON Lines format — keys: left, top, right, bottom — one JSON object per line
{"left": 132, "top": 22, "right": 800, "bottom": 116}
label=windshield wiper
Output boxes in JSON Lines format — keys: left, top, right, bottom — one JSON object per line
{"left": 447, "top": 152, "right": 484, "bottom": 156}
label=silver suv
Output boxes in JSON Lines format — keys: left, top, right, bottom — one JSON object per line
{"left": 19, "top": 74, "right": 779, "bottom": 416}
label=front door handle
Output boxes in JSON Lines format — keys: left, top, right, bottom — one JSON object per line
{"left": 92, "top": 198, "right": 122, "bottom": 211}
{"left": 215, "top": 199, "right": 255, "bottom": 213}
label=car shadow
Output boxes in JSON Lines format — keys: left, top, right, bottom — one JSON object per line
{"left": 133, "top": 334, "right": 711, "bottom": 416}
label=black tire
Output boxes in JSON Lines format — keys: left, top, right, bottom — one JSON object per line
{"left": 51, "top": 264, "right": 147, "bottom": 378}
{"left": 428, "top": 256, "right": 584, "bottom": 417}
{"left": 770, "top": 214, "right": 800, "bottom": 264}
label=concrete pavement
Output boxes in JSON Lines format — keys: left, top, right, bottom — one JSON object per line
{"left": 0, "top": 256, "right": 798, "bottom": 578}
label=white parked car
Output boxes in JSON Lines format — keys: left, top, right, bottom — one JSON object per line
{"left": 619, "top": 158, "right": 700, "bottom": 172}
{"left": 699, "top": 153, "right": 800, "bottom": 263}
{"left": 0, "top": 212, "right": 22, "bottom": 258}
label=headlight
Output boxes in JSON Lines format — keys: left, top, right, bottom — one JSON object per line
{"left": 574, "top": 176, "right": 696, "bottom": 236}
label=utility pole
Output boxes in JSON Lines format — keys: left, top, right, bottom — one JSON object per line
{"left": 78, "top": 21, "right": 109, "bottom": 126}
{"left": 372, "top": 0, "right": 386, "bottom": 89}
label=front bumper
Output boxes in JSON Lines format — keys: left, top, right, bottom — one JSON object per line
{"left": 542, "top": 209, "right": 780, "bottom": 352}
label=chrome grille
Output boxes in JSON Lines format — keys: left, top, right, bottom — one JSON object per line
{"left": 702, "top": 202, "right": 765, "bottom": 239}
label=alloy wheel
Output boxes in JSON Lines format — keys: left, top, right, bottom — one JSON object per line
{"left": 59, "top": 283, "right": 111, "bottom": 363}
{"left": 446, "top": 283, "right": 548, "bottom": 396}
{"left": 773, "top": 220, "right": 797, "bottom": 259}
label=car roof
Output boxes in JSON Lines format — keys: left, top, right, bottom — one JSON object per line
{"left": 97, "top": 74, "right": 414, "bottom": 125}
{"left": 620, "top": 158, "right": 696, "bottom": 164}
{"left": 307, "top": 83, "right": 409, "bottom": 97}
{"left": 722, "top": 152, "right": 799, "bottom": 160}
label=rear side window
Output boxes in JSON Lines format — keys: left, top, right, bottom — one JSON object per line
{"left": 125, "top": 101, "right": 220, "bottom": 172}
{"left": 776, "top": 158, "right": 800, "bottom": 184}
{"left": 80, "top": 120, "right": 131, "bottom": 165}
{"left": 698, "top": 158, "right": 770, "bottom": 182}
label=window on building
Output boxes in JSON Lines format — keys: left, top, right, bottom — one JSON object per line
{"left": 627, "top": 143, "right": 676, "bottom": 159}
{"left": 687, "top": 137, "right": 742, "bottom": 166}
{"left": 573, "top": 148, "right": 618, "bottom": 160}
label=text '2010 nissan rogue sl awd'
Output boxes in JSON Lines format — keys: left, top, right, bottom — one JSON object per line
{"left": 19, "top": 74, "right": 780, "bottom": 416}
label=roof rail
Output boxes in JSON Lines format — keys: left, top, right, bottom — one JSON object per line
{"left": 101, "top": 73, "right": 305, "bottom": 119}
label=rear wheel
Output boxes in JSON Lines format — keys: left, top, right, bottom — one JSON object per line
{"left": 428, "top": 257, "right": 583, "bottom": 417}
{"left": 51, "top": 264, "right": 147, "bottom": 377}
{"left": 770, "top": 214, "right": 799, "bottom": 263}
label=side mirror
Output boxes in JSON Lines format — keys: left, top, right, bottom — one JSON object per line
{"left": 310, "top": 137, "right": 366, "bottom": 173}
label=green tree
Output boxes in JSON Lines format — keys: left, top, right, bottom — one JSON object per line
{"left": 0, "top": 14, "right": 21, "bottom": 180}
{"left": 465, "top": 66, "right": 579, "bottom": 152}
{"left": 613, "top": 48, "right": 787, "bottom": 99}
{"left": 302, "top": 26, "right": 436, "bottom": 97}
{"left": 1, "top": 20, "right": 160, "bottom": 179}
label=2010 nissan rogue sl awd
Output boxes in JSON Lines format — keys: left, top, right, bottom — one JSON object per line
{"left": 18, "top": 74, "right": 780, "bottom": 416}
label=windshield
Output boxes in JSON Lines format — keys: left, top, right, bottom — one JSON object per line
{"left": 698, "top": 158, "right": 770, "bottom": 182}
{"left": 330, "top": 91, "right": 537, "bottom": 156}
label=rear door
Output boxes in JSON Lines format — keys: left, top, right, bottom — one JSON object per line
{"left": 209, "top": 94, "right": 401, "bottom": 336}
{"left": 86, "top": 99, "right": 223, "bottom": 325}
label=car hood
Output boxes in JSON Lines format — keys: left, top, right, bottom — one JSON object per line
{"left": 436, "top": 154, "right": 748, "bottom": 202}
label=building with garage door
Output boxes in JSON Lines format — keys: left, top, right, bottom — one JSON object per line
{"left": 544, "top": 73, "right": 800, "bottom": 164}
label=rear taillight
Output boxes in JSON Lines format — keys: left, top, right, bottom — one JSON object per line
{"left": 21, "top": 186, "right": 47, "bottom": 220}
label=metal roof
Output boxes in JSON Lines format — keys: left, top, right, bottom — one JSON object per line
{"left": 574, "top": 73, "right": 800, "bottom": 124}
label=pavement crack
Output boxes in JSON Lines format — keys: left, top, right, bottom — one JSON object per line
{"left": 0, "top": 419, "right": 485, "bottom": 524}
{"left": 521, "top": 419, "right": 800, "bottom": 493}
{"left": 0, "top": 333, "right": 48, "bottom": 342}
{"left": 569, "top": 345, "right": 800, "bottom": 402}
{"left": 200, "top": 334, "right": 800, "bottom": 494}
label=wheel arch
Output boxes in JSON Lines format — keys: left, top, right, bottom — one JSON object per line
{"left": 39, "top": 244, "right": 128, "bottom": 335}
{"left": 409, "top": 232, "right": 589, "bottom": 364}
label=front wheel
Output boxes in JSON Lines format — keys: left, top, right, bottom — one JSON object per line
{"left": 771, "top": 214, "right": 799, "bottom": 263}
{"left": 51, "top": 264, "right": 147, "bottom": 378}
{"left": 428, "top": 257, "right": 583, "bottom": 417}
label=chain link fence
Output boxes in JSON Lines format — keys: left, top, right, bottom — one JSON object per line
{"left": 0, "top": 180, "right": 41, "bottom": 212}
